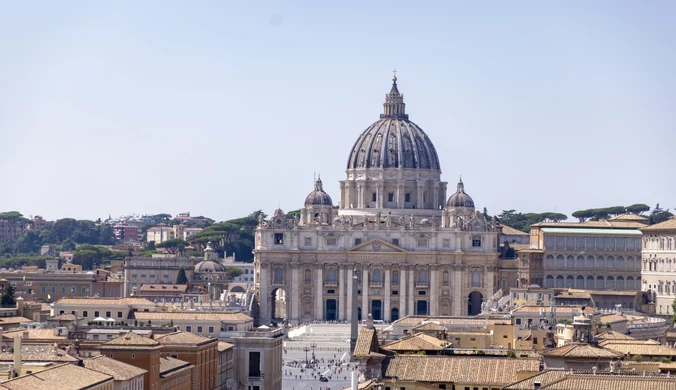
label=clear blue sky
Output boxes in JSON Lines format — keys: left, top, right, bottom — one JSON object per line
{"left": 1, "top": 1, "right": 674, "bottom": 222}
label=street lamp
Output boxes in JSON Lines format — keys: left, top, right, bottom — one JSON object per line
{"left": 310, "top": 342, "right": 317, "bottom": 363}
{"left": 302, "top": 345, "right": 311, "bottom": 365}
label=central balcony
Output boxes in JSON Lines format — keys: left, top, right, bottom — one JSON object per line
{"left": 415, "top": 282, "right": 429, "bottom": 288}
{"left": 370, "top": 281, "right": 383, "bottom": 288}
{"left": 323, "top": 281, "right": 338, "bottom": 287}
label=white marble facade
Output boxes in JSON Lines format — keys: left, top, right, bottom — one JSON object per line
{"left": 254, "top": 76, "right": 499, "bottom": 325}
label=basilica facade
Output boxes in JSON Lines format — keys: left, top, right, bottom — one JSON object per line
{"left": 254, "top": 76, "right": 500, "bottom": 325}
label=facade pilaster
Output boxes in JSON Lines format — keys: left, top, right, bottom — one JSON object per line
{"left": 315, "top": 267, "right": 323, "bottom": 320}
{"left": 347, "top": 267, "right": 353, "bottom": 322}
{"left": 384, "top": 266, "right": 391, "bottom": 322}
{"left": 362, "top": 268, "right": 369, "bottom": 318}
{"left": 338, "top": 265, "right": 346, "bottom": 320}
{"left": 399, "top": 267, "right": 407, "bottom": 317}
{"left": 452, "top": 264, "right": 462, "bottom": 316}
{"left": 430, "top": 265, "right": 438, "bottom": 316}
{"left": 259, "top": 262, "right": 269, "bottom": 324}
{"left": 408, "top": 268, "right": 415, "bottom": 315}
{"left": 291, "top": 263, "right": 299, "bottom": 322}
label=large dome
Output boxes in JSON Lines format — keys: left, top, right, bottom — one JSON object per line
{"left": 346, "top": 77, "right": 441, "bottom": 170}
{"left": 194, "top": 260, "right": 226, "bottom": 273}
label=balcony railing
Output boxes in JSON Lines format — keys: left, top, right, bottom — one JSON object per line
{"left": 271, "top": 280, "right": 284, "bottom": 287}
{"left": 324, "top": 281, "right": 338, "bottom": 287}
{"left": 415, "top": 282, "right": 429, "bottom": 288}
{"left": 370, "top": 281, "right": 383, "bottom": 288}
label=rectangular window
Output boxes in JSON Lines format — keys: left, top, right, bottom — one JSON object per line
{"left": 392, "top": 238, "right": 399, "bottom": 246}
{"left": 326, "top": 238, "right": 337, "bottom": 246}
{"left": 418, "top": 291, "right": 426, "bottom": 295}
{"left": 117, "top": 311, "right": 123, "bottom": 318}
{"left": 186, "top": 326, "right": 192, "bottom": 332}
{"left": 41, "top": 286, "right": 46, "bottom": 294}
{"left": 417, "top": 239, "right": 428, "bottom": 247}
{"left": 392, "top": 290, "right": 398, "bottom": 295}
{"left": 327, "top": 289, "right": 335, "bottom": 294}
{"left": 405, "top": 193, "right": 411, "bottom": 202}
{"left": 61, "top": 286, "right": 66, "bottom": 294}
{"left": 372, "top": 193, "right": 377, "bottom": 202}
{"left": 274, "top": 233, "right": 284, "bottom": 245}
{"left": 249, "top": 351, "right": 261, "bottom": 377}
{"left": 94, "top": 311, "right": 99, "bottom": 318}
{"left": 354, "top": 238, "right": 362, "bottom": 246}
{"left": 208, "top": 326, "right": 214, "bottom": 333}
{"left": 443, "top": 239, "right": 450, "bottom": 248}
{"left": 83, "top": 310, "right": 88, "bottom": 317}
{"left": 533, "top": 337, "right": 538, "bottom": 345}
{"left": 304, "top": 237, "right": 312, "bottom": 246}
{"left": 472, "top": 237, "right": 481, "bottom": 247}
{"left": 388, "top": 193, "right": 394, "bottom": 202}
{"left": 81, "top": 286, "right": 87, "bottom": 295}
{"left": 106, "top": 311, "right": 112, "bottom": 317}
{"left": 515, "top": 318, "right": 522, "bottom": 325}
{"left": 197, "top": 326, "right": 203, "bottom": 333}
{"left": 51, "top": 286, "right": 56, "bottom": 294}
{"left": 110, "top": 290, "right": 115, "bottom": 297}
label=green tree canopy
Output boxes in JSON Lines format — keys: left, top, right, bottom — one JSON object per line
{"left": 0, "top": 284, "right": 16, "bottom": 307}
{"left": 225, "top": 267, "right": 243, "bottom": 279}
{"left": 156, "top": 239, "right": 188, "bottom": 255}
{"left": 626, "top": 204, "right": 650, "bottom": 215}
{"left": 176, "top": 268, "right": 188, "bottom": 284}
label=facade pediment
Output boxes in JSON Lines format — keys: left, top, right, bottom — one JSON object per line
{"left": 348, "top": 237, "right": 407, "bottom": 253}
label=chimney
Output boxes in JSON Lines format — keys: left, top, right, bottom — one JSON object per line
{"left": 533, "top": 381, "right": 541, "bottom": 390}
{"left": 12, "top": 336, "right": 21, "bottom": 378}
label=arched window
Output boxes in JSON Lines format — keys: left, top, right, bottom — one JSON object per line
{"left": 576, "top": 276, "right": 585, "bottom": 289}
{"left": 392, "top": 271, "right": 399, "bottom": 284}
{"left": 556, "top": 275, "right": 564, "bottom": 288}
{"left": 372, "top": 269, "right": 382, "bottom": 283}
{"left": 576, "top": 256, "right": 584, "bottom": 269}
{"left": 607, "top": 256, "right": 615, "bottom": 269}
{"left": 545, "top": 255, "right": 555, "bottom": 268}
{"left": 304, "top": 269, "right": 312, "bottom": 284}
{"left": 586, "top": 276, "right": 594, "bottom": 289}
{"left": 597, "top": 276, "right": 604, "bottom": 289}
{"left": 636, "top": 276, "right": 641, "bottom": 290}
{"left": 418, "top": 269, "right": 428, "bottom": 284}
{"left": 566, "top": 275, "right": 574, "bottom": 288}
{"left": 615, "top": 256, "right": 624, "bottom": 270}
{"left": 327, "top": 268, "right": 337, "bottom": 282}
{"left": 545, "top": 275, "right": 554, "bottom": 288}
{"left": 587, "top": 256, "right": 594, "bottom": 269}
{"left": 607, "top": 276, "right": 614, "bottom": 289}
{"left": 471, "top": 271, "right": 481, "bottom": 287}
{"left": 627, "top": 256, "right": 635, "bottom": 270}
{"left": 556, "top": 256, "right": 565, "bottom": 269}
{"left": 566, "top": 256, "right": 575, "bottom": 268}
{"left": 616, "top": 276, "right": 624, "bottom": 290}
{"left": 274, "top": 267, "right": 283, "bottom": 282}
{"left": 596, "top": 256, "right": 605, "bottom": 269}
{"left": 627, "top": 276, "right": 634, "bottom": 290}
{"left": 442, "top": 270, "right": 450, "bottom": 284}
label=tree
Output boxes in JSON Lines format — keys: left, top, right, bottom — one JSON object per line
{"left": 650, "top": 203, "right": 674, "bottom": 225}
{"left": 72, "top": 249, "right": 99, "bottom": 270}
{"left": 672, "top": 297, "right": 676, "bottom": 325}
{"left": 157, "top": 239, "right": 188, "bottom": 255}
{"left": 146, "top": 240, "right": 156, "bottom": 251}
{"left": 225, "top": 266, "right": 243, "bottom": 280}
{"left": 0, "top": 212, "right": 29, "bottom": 244}
{"left": 176, "top": 268, "right": 188, "bottom": 284}
{"left": 572, "top": 209, "right": 594, "bottom": 222}
{"left": 626, "top": 204, "right": 650, "bottom": 215}
{"left": 98, "top": 225, "right": 116, "bottom": 245}
{"left": 61, "top": 239, "right": 76, "bottom": 251}
{"left": 0, "top": 284, "right": 16, "bottom": 307}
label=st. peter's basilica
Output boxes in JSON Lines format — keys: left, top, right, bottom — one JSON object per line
{"left": 254, "top": 76, "right": 500, "bottom": 325}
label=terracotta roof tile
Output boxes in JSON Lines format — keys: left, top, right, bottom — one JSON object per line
{"left": 0, "top": 363, "right": 112, "bottom": 390}
{"left": 412, "top": 322, "right": 447, "bottom": 332}
{"left": 595, "top": 331, "right": 635, "bottom": 341}
{"left": 608, "top": 213, "right": 649, "bottom": 222}
{"left": 103, "top": 331, "right": 160, "bottom": 348}
{"left": 502, "top": 369, "right": 568, "bottom": 390}
{"left": 382, "top": 333, "right": 449, "bottom": 352}
{"left": 540, "top": 374, "right": 676, "bottom": 390}
{"left": 53, "top": 297, "right": 156, "bottom": 306}
{"left": 543, "top": 344, "right": 622, "bottom": 358}
{"left": 83, "top": 355, "right": 147, "bottom": 380}
{"left": 218, "top": 341, "right": 234, "bottom": 352}
{"left": 383, "top": 355, "right": 539, "bottom": 385}
{"left": 501, "top": 225, "right": 529, "bottom": 235}
{"left": 601, "top": 341, "right": 676, "bottom": 357}
{"left": 154, "top": 331, "right": 215, "bottom": 346}
{"left": 134, "top": 311, "right": 252, "bottom": 322}
{"left": 159, "top": 356, "right": 193, "bottom": 376}
{"left": 354, "top": 327, "right": 378, "bottom": 358}
{"left": 138, "top": 284, "right": 188, "bottom": 292}
{"left": 641, "top": 217, "right": 676, "bottom": 232}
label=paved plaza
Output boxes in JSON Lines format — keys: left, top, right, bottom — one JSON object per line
{"left": 281, "top": 323, "right": 387, "bottom": 390}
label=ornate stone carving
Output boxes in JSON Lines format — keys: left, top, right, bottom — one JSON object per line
{"left": 372, "top": 241, "right": 381, "bottom": 251}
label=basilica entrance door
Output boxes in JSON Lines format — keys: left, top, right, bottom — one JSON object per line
{"left": 416, "top": 300, "right": 428, "bottom": 315}
{"left": 326, "top": 299, "right": 337, "bottom": 321}
{"left": 371, "top": 300, "right": 382, "bottom": 321}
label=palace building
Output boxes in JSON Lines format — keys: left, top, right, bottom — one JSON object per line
{"left": 253, "top": 76, "right": 500, "bottom": 325}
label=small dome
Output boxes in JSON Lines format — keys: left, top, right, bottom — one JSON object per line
{"left": 447, "top": 177, "right": 475, "bottom": 208}
{"left": 304, "top": 176, "right": 333, "bottom": 206}
{"left": 194, "top": 260, "right": 226, "bottom": 273}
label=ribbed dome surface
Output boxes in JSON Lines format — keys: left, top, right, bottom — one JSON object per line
{"left": 447, "top": 178, "right": 475, "bottom": 208}
{"left": 346, "top": 77, "right": 441, "bottom": 171}
{"left": 194, "top": 260, "right": 226, "bottom": 273}
{"left": 304, "top": 177, "right": 333, "bottom": 205}
{"left": 347, "top": 118, "right": 440, "bottom": 170}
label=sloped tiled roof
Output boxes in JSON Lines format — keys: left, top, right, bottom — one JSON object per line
{"left": 543, "top": 344, "right": 622, "bottom": 358}
{"left": 382, "top": 355, "right": 539, "bottom": 385}
{"left": 412, "top": 322, "right": 446, "bottom": 332}
{"left": 608, "top": 213, "right": 649, "bottom": 222}
{"left": 641, "top": 217, "right": 676, "bottom": 232}
{"left": 0, "top": 363, "right": 113, "bottom": 390}
{"left": 139, "top": 284, "right": 188, "bottom": 292}
{"left": 354, "top": 327, "right": 382, "bottom": 358}
{"left": 539, "top": 374, "right": 676, "bottom": 390}
{"left": 159, "top": 356, "right": 193, "bottom": 377}
{"left": 103, "top": 332, "right": 160, "bottom": 349}
{"left": 218, "top": 341, "right": 234, "bottom": 352}
{"left": 83, "top": 355, "right": 147, "bottom": 380}
{"left": 382, "top": 333, "right": 449, "bottom": 352}
{"left": 501, "top": 225, "right": 529, "bottom": 235}
{"left": 502, "top": 369, "right": 568, "bottom": 389}
{"left": 532, "top": 220, "right": 646, "bottom": 229}
{"left": 595, "top": 331, "right": 635, "bottom": 341}
{"left": 601, "top": 341, "right": 676, "bottom": 357}
{"left": 53, "top": 297, "right": 156, "bottom": 306}
{"left": 154, "top": 331, "right": 215, "bottom": 346}
{"left": 134, "top": 311, "right": 252, "bottom": 322}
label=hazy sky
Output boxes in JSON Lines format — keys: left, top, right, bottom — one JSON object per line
{"left": 1, "top": 1, "right": 674, "bottom": 222}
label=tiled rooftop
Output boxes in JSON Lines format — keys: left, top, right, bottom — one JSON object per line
{"left": 138, "top": 283, "right": 188, "bottom": 292}
{"left": 354, "top": 327, "right": 380, "bottom": 358}
{"left": 595, "top": 331, "right": 635, "bottom": 341}
{"left": 0, "top": 362, "right": 112, "bottom": 390}
{"left": 539, "top": 374, "right": 676, "bottom": 390}
{"left": 501, "top": 225, "right": 529, "bottom": 235}
{"left": 103, "top": 332, "right": 161, "bottom": 349}
{"left": 134, "top": 311, "right": 252, "bottom": 322}
{"left": 543, "top": 344, "right": 622, "bottom": 358}
{"left": 160, "top": 356, "right": 192, "bottom": 376}
{"left": 218, "top": 341, "right": 234, "bottom": 352}
{"left": 640, "top": 217, "right": 676, "bottom": 232}
{"left": 53, "top": 297, "right": 156, "bottom": 306}
{"left": 502, "top": 369, "right": 568, "bottom": 390}
{"left": 154, "top": 331, "right": 215, "bottom": 346}
{"left": 382, "top": 355, "right": 539, "bottom": 385}
{"left": 83, "top": 355, "right": 147, "bottom": 380}
{"left": 601, "top": 341, "right": 676, "bottom": 357}
{"left": 382, "top": 333, "right": 449, "bottom": 352}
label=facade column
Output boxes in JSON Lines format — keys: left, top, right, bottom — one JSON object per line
{"left": 291, "top": 263, "right": 299, "bottom": 323}
{"left": 339, "top": 182, "right": 346, "bottom": 209}
{"left": 259, "top": 263, "right": 269, "bottom": 324}
{"left": 408, "top": 268, "right": 415, "bottom": 316}
{"left": 362, "top": 268, "right": 369, "bottom": 319}
{"left": 416, "top": 181, "right": 424, "bottom": 209}
{"left": 376, "top": 185, "right": 381, "bottom": 208}
{"left": 347, "top": 267, "right": 353, "bottom": 322}
{"left": 396, "top": 182, "right": 403, "bottom": 209}
{"left": 433, "top": 183, "right": 440, "bottom": 210}
{"left": 384, "top": 266, "right": 391, "bottom": 322}
{"left": 338, "top": 265, "right": 346, "bottom": 320}
{"left": 399, "top": 267, "right": 407, "bottom": 317}
{"left": 315, "top": 267, "right": 323, "bottom": 320}
{"left": 430, "top": 265, "right": 438, "bottom": 316}
{"left": 486, "top": 266, "right": 495, "bottom": 300}
{"left": 452, "top": 264, "right": 462, "bottom": 316}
